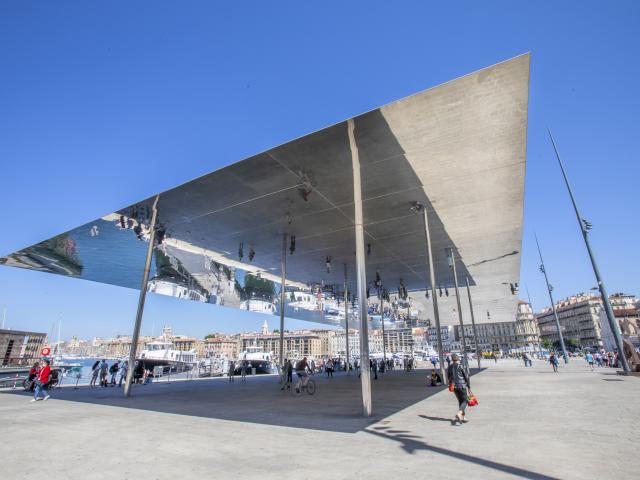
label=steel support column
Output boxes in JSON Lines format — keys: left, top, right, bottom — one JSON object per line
{"left": 380, "top": 293, "right": 387, "bottom": 363}
{"left": 124, "top": 194, "right": 160, "bottom": 397}
{"left": 419, "top": 204, "right": 446, "bottom": 380}
{"left": 465, "top": 276, "right": 481, "bottom": 369}
{"left": 344, "top": 263, "right": 350, "bottom": 375}
{"left": 279, "top": 233, "right": 287, "bottom": 370}
{"left": 348, "top": 118, "right": 372, "bottom": 417}
{"left": 448, "top": 247, "right": 469, "bottom": 374}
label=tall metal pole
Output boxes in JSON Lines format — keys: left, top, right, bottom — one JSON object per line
{"left": 525, "top": 284, "right": 540, "bottom": 356}
{"left": 465, "top": 276, "right": 481, "bottom": 369}
{"left": 344, "top": 263, "right": 350, "bottom": 375}
{"left": 379, "top": 291, "right": 387, "bottom": 363}
{"left": 418, "top": 203, "right": 446, "bottom": 380}
{"left": 124, "top": 195, "right": 160, "bottom": 397}
{"left": 279, "top": 233, "right": 287, "bottom": 368}
{"left": 535, "top": 234, "right": 569, "bottom": 364}
{"left": 447, "top": 247, "right": 469, "bottom": 373}
{"left": 548, "top": 131, "right": 630, "bottom": 372}
{"left": 348, "top": 118, "right": 372, "bottom": 417}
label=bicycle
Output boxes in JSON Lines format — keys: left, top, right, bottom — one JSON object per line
{"left": 291, "top": 372, "right": 316, "bottom": 396}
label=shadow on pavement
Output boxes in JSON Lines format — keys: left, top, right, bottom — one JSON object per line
{"left": 2, "top": 368, "right": 483, "bottom": 434}
{"left": 366, "top": 425, "right": 561, "bottom": 480}
{"left": 417, "top": 414, "right": 454, "bottom": 423}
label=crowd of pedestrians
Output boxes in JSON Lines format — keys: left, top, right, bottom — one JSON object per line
{"left": 90, "top": 359, "right": 130, "bottom": 387}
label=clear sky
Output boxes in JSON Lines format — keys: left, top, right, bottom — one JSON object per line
{"left": 0, "top": 1, "right": 638, "bottom": 341}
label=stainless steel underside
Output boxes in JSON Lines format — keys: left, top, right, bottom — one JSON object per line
{"left": 1, "top": 54, "right": 530, "bottom": 328}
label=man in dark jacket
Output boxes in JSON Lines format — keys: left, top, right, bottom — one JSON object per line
{"left": 447, "top": 353, "right": 470, "bottom": 424}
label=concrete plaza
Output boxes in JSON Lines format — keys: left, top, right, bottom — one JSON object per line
{"left": 1, "top": 359, "right": 637, "bottom": 479}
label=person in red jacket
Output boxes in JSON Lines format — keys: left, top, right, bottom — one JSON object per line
{"left": 31, "top": 359, "right": 51, "bottom": 402}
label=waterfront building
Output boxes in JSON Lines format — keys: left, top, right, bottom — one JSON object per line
{"left": 601, "top": 293, "right": 640, "bottom": 349}
{"left": 172, "top": 335, "right": 199, "bottom": 352}
{"left": 460, "top": 301, "right": 540, "bottom": 354}
{"left": 536, "top": 294, "right": 603, "bottom": 350}
{"left": 328, "top": 329, "right": 360, "bottom": 358}
{"left": 239, "top": 329, "right": 330, "bottom": 360}
{"left": 426, "top": 325, "right": 454, "bottom": 352}
{"left": 96, "top": 335, "right": 152, "bottom": 358}
{"left": 0, "top": 328, "right": 46, "bottom": 367}
{"left": 536, "top": 293, "right": 640, "bottom": 351}
{"left": 381, "top": 328, "right": 413, "bottom": 353}
{"left": 204, "top": 335, "right": 239, "bottom": 359}
{"left": 610, "top": 293, "right": 640, "bottom": 338}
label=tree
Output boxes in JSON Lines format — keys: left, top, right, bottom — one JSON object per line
{"left": 541, "top": 339, "right": 553, "bottom": 350}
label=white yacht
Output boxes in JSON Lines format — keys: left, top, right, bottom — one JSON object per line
{"left": 148, "top": 277, "right": 208, "bottom": 302}
{"left": 236, "top": 346, "right": 275, "bottom": 374}
{"left": 288, "top": 290, "right": 320, "bottom": 312}
{"left": 139, "top": 341, "right": 197, "bottom": 370}
{"left": 240, "top": 298, "right": 276, "bottom": 315}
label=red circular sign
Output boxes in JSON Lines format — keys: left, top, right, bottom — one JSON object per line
{"left": 41, "top": 347, "right": 51, "bottom": 356}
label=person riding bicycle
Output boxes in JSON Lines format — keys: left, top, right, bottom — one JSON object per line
{"left": 295, "top": 356, "right": 313, "bottom": 394}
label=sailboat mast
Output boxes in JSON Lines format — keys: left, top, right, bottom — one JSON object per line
{"left": 56, "top": 315, "right": 62, "bottom": 357}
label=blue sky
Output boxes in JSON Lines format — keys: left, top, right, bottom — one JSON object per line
{"left": 0, "top": 1, "right": 638, "bottom": 340}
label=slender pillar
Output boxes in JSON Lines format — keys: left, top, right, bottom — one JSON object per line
{"left": 465, "top": 276, "right": 481, "bottom": 369}
{"left": 549, "top": 131, "right": 630, "bottom": 372}
{"left": 124, "top": 195, "right": 160, "bottom": 397}
{"left": 535, "top": 235, "right": 569, "bottom": 364}
{"left": 380, "top": 293, "right": 387, "bottom": 363}
{"left": 419, "top": 204, "right": 446, "bottom": 380}
{"left": 344, "top": 263, "right": 350, "bottom": 375}
{"left": 279, "top": 233, "right": 287, "bottom": 368}
{"left": 447, "top": 247, "right": 469, "bottom": 374}
{"left": 348, "top": 118, "right": 372, "bottom": 417}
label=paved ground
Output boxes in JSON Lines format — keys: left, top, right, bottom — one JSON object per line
{"left": 1, "top": 359, "right": 637, "bottom": 479}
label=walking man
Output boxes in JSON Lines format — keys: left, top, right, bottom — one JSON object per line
{"left": 109, "top": 361, "right": 119, "bottom": 385}
{"left": 447, "top": 354, "right": 470, "bottom": 425}
{"left": 585, "top": 352, "right": 595, "bottom": 371}
{"left": 119, "top": 361, "right": 128, "bottom": 387}
{"left": 549, "top": 352, "right": 559, "bottom": 373}
{"left": 99, "top": 359, "right": 109, "bottom": 387}
{"left": 228, "top": 360, "right": 235, "bottom": 382}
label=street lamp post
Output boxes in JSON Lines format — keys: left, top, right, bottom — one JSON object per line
{"left": 378, "top": 289, "right": 387, "bottom": 364}
{"left": 414, "top": 202, "right": 446, "bottom": 381}
{"left": 344, "top": 263, "right": 350, "bottom": 375}
{"left": 465, "top": 276, "right": 481, "bottom": 369}
{"left": 279, "top": 233, "right": 287, "bottom": 371}
{"left": 446, "top": 247, "right": 469, "bottom": 374}
{"left": 535, "top": 234, "right": 569, "bottom": 364}
{"left": 548, "top": 131, "right": 630, "bottom": 373}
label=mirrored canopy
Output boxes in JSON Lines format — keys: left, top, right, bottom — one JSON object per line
{"left": 1, "top": 54, "right": 530, "bottom": 328}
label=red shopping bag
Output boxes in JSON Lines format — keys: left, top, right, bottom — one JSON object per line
{"left": 467, "top": 390, "right": 478, "bottom": 407}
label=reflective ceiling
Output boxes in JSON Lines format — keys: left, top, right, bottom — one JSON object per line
{"left": 1, "top": 54, "right": 530, "bottom": 328}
